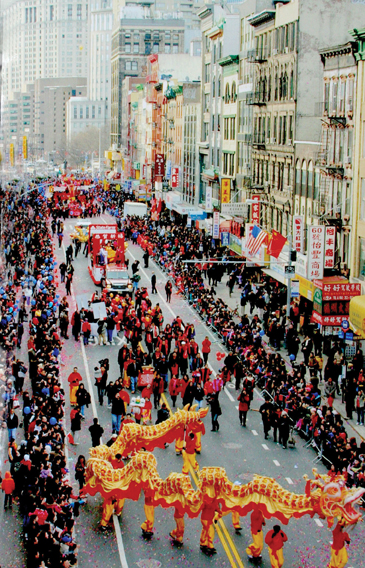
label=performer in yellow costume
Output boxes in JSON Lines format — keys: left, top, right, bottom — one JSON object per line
{"left": 141, "top": 493, "right": 155, "bottom": 536}
{"left": 182, "top": 431, "right": 199, "bottom": 475}
{"left": 169, "top": 508, "right": 185, "bottom": 544}
{"left": 246, "top": 509, "right": 265, "bottom": 559}
{"left": 265, "top": 525, "right": 288, "bottom": 568}
{"left": 100, "top": 497, "right": 125, "bottom": 530}
{"left": 328, "top": 521, "right": 351, "bottom": 568}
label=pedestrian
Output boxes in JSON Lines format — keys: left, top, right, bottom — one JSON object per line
{"left": 151, "top": 272, "right": 157, "bottom": 294}
{"left": 66, "top": 243, "right": 73, "bottom": 264}
{"left": 75, "top": 455, "right": 86, "bottom": 494}
{"left": 7, "top": 408, "right": 18, "bottom": 443}
{"left": 201, "top": 336, "right": 211, "bottom": 365}
{"left": 156, "top": 402, "right": 170, "bottom": 425}
{"left": 279, "top": 411, "right": 290, "bottom": 449}
{"left": 165, "top": 280, "right": 172, "bottom": 302}
{"left": 1, "top": 471, "right": 15, "bottom": 510}
{"left": 143, "top": 250, "right": 149, "bottom": 268}
{"left": 89, "top": 417, "right": 104, "bottom": 447}
{"left": 301, "top": 335, "right": 313, "bottom": 366}
{"left": 70, "top": 407, "right": 82, "bottom": 445}
{"left": 169, "top": 375, "right": 179, "bottom": 407}
{"left": 57, "top": 230, "right": 64, "bottom": 248}
{"left": 76, "top": 383, "right": 91, "bottom": 418}
{"left": 152, "top": 374, "right": 163, "bottom": 409}
{"left": 67, "top": 367, "right": 82, "bottom": 406}
{"left": 97, "top": 319, "right": 107, "bottom": 345}
{"left": 82, "top": 318, "right": 91, "bottom": 345}
{"left": 111, "top": 392, "right": 126, "bottom": 434}
{"left": 207, "top": 393, "right": 221, "bottom": 432}
{"left": 237, "top": 388, "right": 250, "bottom": 427}
{"left": 65, "top": 272, "right": 72, "bottom": 295}
{"left": 259, "top": 399, "right": 273, "bottom": 440}
{"left": 127, "top": 359, "right": 139, "bottom": 394}
{"left": 94, "top": 365, "right": 105, "bottom": 406}
{"left": 131, "top": 272, "right": 141, "bottom": 292}
{"left": 59, "top": 262, "right": 67, "bottom": 283}
{"left": 71, "top": 309, "right": 81, "bottom": 341}
{"left": 265, "top": 524, "right": 288, "bottom": 568}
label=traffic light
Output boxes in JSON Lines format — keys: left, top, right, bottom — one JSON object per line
{"left": 290, "top": 250, "right": 297, "bottom": 262}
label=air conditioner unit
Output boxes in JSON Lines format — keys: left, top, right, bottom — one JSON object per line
{"left": 270, "top": 137, "right": 276, "bottom": 144}
{"left": 288, "top": 139, "right": 292, "bottom": 145}
{"left": 273, "top": 48, "right": 278, "bottom": 55}
{"left": 284, "top": 47, "right": 289, "bottom": 54}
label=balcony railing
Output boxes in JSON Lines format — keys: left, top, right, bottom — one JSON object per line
{"left": 246, "top": 93, "right": 266, "bottom": 106}
{"left": 247, "top": 48, "right": 268, "bottom": 63}
{"left": 251, "top": 134, "right": 266, "bottom": 149}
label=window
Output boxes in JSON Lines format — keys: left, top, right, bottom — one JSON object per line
{"left": 92, "top": 106, "right": 95, "bottom": 119}
{"left": 223, "top": 152, "right": 229, "bottom": 175}
{"left": 301, "top": 160, "right": 307, "bottom": 198}
{"left": 231, "top": 82, "right": 237, "bottom": 101}
{"left": 125, "top": 42, "right": 131, "bottom": 53}
{"left": 212, "top": 79, "right": 215, "bottom": 98}
{"left": 165, "top": 43, "right": 171, "bottom": 54}
{"left": 212, "top": 115, "right": 215, "bottom": 132}
{"left": 229, "top": 153, "right": 235, "bottom": 176}
{"left": 68, "top": 4, "right": 72, "bottom": 18}
{"left": 131, "top": 61, "right": 138, "bottom": 71}
{"left": 230, "top": 117, "right": 235, "bottom": 140}
{"left": 145, "top": 42, "right": 151, "bottom": 55}
{"left": 283, "top": 115, "right": 287, "bottom": 145}
{"left": 205, "top": 64, "right": 210, "bottom": 83}
{"left": 86, "top": 107, "right": 89, "bottom": 119}
{"left": 25, "top": 7, "right": 28, "bottom": 23}
{"left": 50, "top": 5, "right": 54, "bottom": 21}
{"left": 204, "top": 93, "right": 210, "bottom": 111}
{"left": 153, "top": 42, "right": 159, "bottom": 53}
{"left": 125, "top": 61, "right": 131, "bottom": 71}
{"left": 77, "top": 4, "right": 82, "bottom": 20}
{"left": 218, "top": 78, "right": 221, "bottom": 97}
{"left": 224, "top": 117, "right": 229, "bottom": 140}
{"left": 133, "top": 43, "right": 139, "bottom": 53}
{"left": 172, "top": 44, "right": 178, "bottom": 54}
{"left": 273, "top": 116, "right": 277, "bottom": 142}
{"left": 74, "top": 107, "right": 77, "bottom": 119}
{"left": 33, "top": 7, "right": 36, "bottom": 22}
{"left": 225, "top": 83, "right": 230, "bottom": 103}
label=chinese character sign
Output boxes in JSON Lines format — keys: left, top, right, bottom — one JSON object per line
{"left": 308, "top": 226, "right": 325, "bottom": 280}
{"left": 251, "top": 194, "right": 260, "bottom": 224}
{"left": 221, "top": 179, "right": 230, "bottom": 204}
{"left": 155, "top": 154, "right": 165, "bottom": 177}
{"left": 293, "top": 215, "right": 304, "bottom": 253}
{"left": 324, "top": 226, "right": 336, "bottom": 269}
{"left": 171, "top": 167, "right": 179, "bottom": 188}
{"left": 206, "top": 186, "right": 213, "bottom": 212}
{"left": 213, "top": 211, "right": 220, "bottom": 239}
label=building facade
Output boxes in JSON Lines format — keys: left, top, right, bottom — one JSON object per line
{"left": 182, "top": 82, "right": 201, "bottom": 204}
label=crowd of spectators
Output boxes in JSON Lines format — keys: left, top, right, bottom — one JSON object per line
{"left": 1, "top": 183, "right": 81, "bottom": 568}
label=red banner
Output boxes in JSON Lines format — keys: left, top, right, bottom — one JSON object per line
{"left": 171, "top": 167, "right": 179, "bottom": 188}
{"left": 317, "top": 282, "right": 361, "bottom": 301}
{"left": 155, "top": 154, "right": 165, "bottom": 177}
{"left": 251, "top": 194, "right": 260, "bottom": 224}
{"left": 311, "top": 312, "right": 349, "bottom": 326}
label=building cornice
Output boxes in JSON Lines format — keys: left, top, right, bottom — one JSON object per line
{"left": 218, "top": 54, "right": 239, "bottom": 67}
{"left": 319, "top": 41, "right": 357, "bottom": 60}
{"left": 248, "top": 10, "right": 275, "bottom": 27}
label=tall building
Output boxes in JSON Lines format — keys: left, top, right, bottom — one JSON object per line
{"left": 110, "top": 2, "right": 185, "bottom": 147}
{"left": 182, "top": 81, "right": 201, "bottom": 205}
{"left": 88, "top": 0, "right": 113, "bottom": 110}
{"left": 1, "top": 0, "right": 89, "bottom": 157}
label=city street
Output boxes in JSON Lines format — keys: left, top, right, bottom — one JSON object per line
{"left": 7, "top": 214, "right": 358, "bottom": 568}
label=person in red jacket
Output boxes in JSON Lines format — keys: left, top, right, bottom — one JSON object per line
{"left": 237, "top": 388, "right": 250, "bottom": 427}
{"left": 328, "top": 521, "right": 351, "bottom": 568}
{"left": 68, "top": 367, "right": 82, "bottom": 406}
{"left": 246, "top": 509, "right": 266, "bottom": 560}
{"left": 2, "top": 471, "right": 15, "bottom": 509}
{"left": 201, "top": 337, "right": 211, "bottom": 365}
{"left": 265, "top": 524, "right": 288, "bottom": 568}
{"left": 169, "top": 375, "right": 180, "bottom": 407}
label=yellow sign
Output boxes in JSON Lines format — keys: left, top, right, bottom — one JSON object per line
{"left": 295, "top": 274, "right": 315, "bottom": 301}
{"left": 10, "top": 144, "right": 14, "bottom": 167}
{"left": 22, "top": 136, "right": 27, "bottom": 160}
{"left": 221, "top": 178, "right": 230, "bottom": 204}
{"left": 349, "top": 295, "right": 365, "bottom": 338}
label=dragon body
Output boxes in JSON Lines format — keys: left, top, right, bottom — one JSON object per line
{"left": 83, "top": 407, "right": 364, "bottom": 527}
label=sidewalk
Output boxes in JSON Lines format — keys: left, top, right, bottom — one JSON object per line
{"left": 206, "top": 271, "right": 365, "bottom": 444}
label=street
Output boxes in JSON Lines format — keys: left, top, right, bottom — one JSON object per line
{"left": 25, "top": 215, "right": 362, "bottom": 568}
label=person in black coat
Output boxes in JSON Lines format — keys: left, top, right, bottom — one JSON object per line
{"left": 259, "top": 399, "right": 274, "bottom": 440}
{"left": 279, "top": 411, "right": 290, "bottom": 449}
{"left": 89, "top": 418, "right": 104, "bottom": 447}
{"left": 207, "top": 393, "right": 221, "bottom": 432}
{"left": 182, "top": 379, "right": 195, "bottom": 408}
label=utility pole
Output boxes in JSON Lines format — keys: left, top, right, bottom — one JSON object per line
{"left": 286, "top": 233, "right": 293, "bottom": 318}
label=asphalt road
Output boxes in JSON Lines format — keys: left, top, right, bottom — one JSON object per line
{"left": 2, "top": 214, "right": 363, "bottom": 568}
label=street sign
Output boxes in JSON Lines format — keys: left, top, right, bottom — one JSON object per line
{"left": 291, "top": 279, "right": 299, "bottom": 297}
{"left": 341, "top": 320, "right": 350, "bottom": 331}
{"left": 345, "top": 331, "right": 354, "bottom": 341}
{"left": 338, "top": 330, "right": 344, "bottom": 339}
{"left": 285, "top": 265, "right": 295, "bottom": 275}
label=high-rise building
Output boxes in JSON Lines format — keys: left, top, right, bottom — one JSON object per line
{"left": 88, "top": 0, "right": 113, "bottom": 108}
{"left": 1, "top": 0, "right": 89, "bottom": 157}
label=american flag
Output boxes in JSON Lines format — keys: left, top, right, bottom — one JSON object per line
{"left": 246, "top": 225, "right": 268, "bottom": 256}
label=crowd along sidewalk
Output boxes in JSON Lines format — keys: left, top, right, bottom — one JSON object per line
{"left": 200, "top": 268, "right": 365, "bottom": 444}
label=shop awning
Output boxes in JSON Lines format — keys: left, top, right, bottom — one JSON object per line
{"left": 349, "top": 295, "right": 365, "bottom": 338}
{"left": 262, "top": 268, "right": 288, "bottom": 286}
